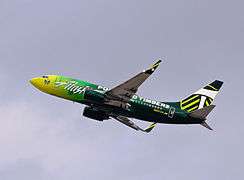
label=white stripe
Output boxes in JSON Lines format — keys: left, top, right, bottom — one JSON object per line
{"left": 194, "top": 89, "right": 218, "bottom": 99}
{"left": 199, "top": 96, "right": 206, "bottom": 109}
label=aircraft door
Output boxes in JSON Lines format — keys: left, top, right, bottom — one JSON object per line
{"left": 168, "top": 107, "right": 175, "bottom": 118}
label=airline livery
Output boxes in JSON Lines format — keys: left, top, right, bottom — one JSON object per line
{"left": 30, "top": 60, "right": 223, "bottom": 132}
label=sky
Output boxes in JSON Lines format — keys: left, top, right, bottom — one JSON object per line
{"left": 0, "top": 0, "right": 244, "bottom": 179}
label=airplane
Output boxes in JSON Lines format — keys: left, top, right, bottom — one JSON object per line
{"left": 30, "top": 60, "right": 223, "bottom": 133}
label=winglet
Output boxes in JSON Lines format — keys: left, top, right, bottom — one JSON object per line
{"left": 152, "top": 59, "right": 162, "bottom": 67}
{"left": 144, "top": 59, "right": 162, "bottom": 74}
{"left": 143, "top": 123, "right": 157, "bottom": 133}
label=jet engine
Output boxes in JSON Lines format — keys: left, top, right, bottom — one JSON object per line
{"left": 83, "top": 106, "right": 109, "bottom": 121}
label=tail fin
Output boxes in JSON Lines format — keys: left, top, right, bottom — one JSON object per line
{"left": 180, "top": 80, "right": 223, "bottom": 113}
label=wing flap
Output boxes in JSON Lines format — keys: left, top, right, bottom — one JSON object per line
{"left": 112, "top": 116, "right": 156, "bottom": 133}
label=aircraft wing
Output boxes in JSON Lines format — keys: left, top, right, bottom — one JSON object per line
{"left": 112, "top": 115, "right": 156, "bottom": 133}
{"left": 105, "top": 60, "right": 162, "bottom": 102}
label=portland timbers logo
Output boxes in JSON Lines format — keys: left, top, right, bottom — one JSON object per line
{"left": 181, "top": 94, "right": 213, "bottom": 113}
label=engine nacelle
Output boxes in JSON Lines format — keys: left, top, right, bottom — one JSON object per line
{"left": 83, "top": 89, "right": 105, "bottom": 103}
{"left": 83, "top": 107, "right": 109, "bottom": 121}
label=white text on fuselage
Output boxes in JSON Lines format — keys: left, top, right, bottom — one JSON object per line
{"left": 55, "top": 81, "right": 170, "bottom": 109}
{"left": 55, "top": 81, "right": 86, "bottom": 94}
{"left": 55, "top": 81, "right": 108, "bottom": 94}
{"left": 132, "top": 95, "right": 170, "bottom": 109}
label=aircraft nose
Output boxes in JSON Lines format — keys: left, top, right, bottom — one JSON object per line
{"left": 30, "top": 77, "right": 42, "bottom": 89}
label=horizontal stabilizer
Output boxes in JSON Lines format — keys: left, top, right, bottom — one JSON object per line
{"left": 201, "top": 121, "right": 213, "bottom": 130}
{"left": 189, "top": 105, "right": 216, "bottom": 120}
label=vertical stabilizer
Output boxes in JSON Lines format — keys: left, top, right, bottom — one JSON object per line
{"left": 180, "top": 80, "right": 223, "bottom": 113}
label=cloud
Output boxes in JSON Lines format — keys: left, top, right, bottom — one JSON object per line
{"left": 1, "top": 0, "right": 244, "bottom": 179}
{"left": 0, "top": 99, "right": 151, "bottom": 180}
{"left": 0, "top": 100, "right": 100, "bottom": 178}
{"left": 0, "top": 158, "right": 51, "bottom": 180}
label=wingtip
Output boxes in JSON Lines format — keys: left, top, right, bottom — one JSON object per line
{"left": 151, "top": 60, "right": 162, "bottom": 68}
{"left": 144, "top": 123, "right": 157, "bottom": 133}
{"left": 144, "top": 60, "right": 162, "bottom": 74}
{"left": 155, "top": 59, "right": 162, "bottom": 65}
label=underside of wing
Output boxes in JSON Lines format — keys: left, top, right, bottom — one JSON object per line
{"left": 112, "top": 115, "right": 156, "bottom": 133}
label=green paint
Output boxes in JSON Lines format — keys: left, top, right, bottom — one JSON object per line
{"left": 30, "top": 75, "right": 223, "bottom": 127}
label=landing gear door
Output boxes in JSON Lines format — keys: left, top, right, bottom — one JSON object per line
{"left": 168, "top": 107, "right": 175, "bottom": 118}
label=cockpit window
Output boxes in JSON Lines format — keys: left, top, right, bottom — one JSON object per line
{"left": 42, "top": 75, "right": 50, "bottom": 85}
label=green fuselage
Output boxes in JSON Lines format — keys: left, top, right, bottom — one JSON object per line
{"left": 30, "top": 75, "right": 201, "bottom": 124}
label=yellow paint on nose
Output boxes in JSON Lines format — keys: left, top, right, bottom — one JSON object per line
{"left": 30, "top": 77, "right": 43, "bottom": 89}
{"left": 30, "top": 75, "right": 57, "bottom": 94}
